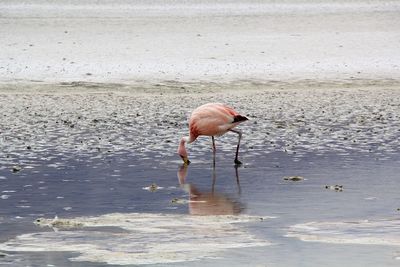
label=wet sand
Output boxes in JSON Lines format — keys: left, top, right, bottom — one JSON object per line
{"left": 0, "top": 80, "right": 399, "bottom": 163}
{"left": 0, "top": 81, "right": 400, "bottom": 266}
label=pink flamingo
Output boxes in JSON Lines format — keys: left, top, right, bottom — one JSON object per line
{"left": 177, "top": 103, "right": 248, "bottom": 165}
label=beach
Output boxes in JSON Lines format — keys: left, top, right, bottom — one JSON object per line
{"left": 1, "top": 1, "right": 400, "bottom": 266}
{"left": 1, "top": 0, "right": 400, "bottom": 83}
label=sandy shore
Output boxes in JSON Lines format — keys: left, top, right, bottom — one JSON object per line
{"left": 1, "top": 0, "right": 400, "bottom": 83}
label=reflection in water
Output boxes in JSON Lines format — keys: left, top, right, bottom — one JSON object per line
{"left": 177, "top": 163, "right": 243, "bottom": 215}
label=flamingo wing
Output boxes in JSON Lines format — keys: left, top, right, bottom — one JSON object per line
{"left": 189, "top": 103, "right": 238, "bottom": 137}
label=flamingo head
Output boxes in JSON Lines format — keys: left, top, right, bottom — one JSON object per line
{"left": 178, "top": 137, "right": 190, "bottom": 165}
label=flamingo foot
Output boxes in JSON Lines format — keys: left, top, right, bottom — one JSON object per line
{"left": 234, "top": 159, "right": 242, "bottom": 166}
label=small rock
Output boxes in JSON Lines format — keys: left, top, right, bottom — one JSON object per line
{"left": 149, "top": 183, "right": 158, "bottom": 191}
{"left": 143, "top": 183, "right": 163, "bottom": 192}
{"left": 12, "top": 165, "right": 22, "bottom": 173}
{"left": 284, "top": 176, "right": 304, "bottom": 181}
{"left": 171, "top": 198, "right": 186, "bottom": 204}
{"left": 325, "top": 185, "right": 343, "bottom": 192}
{"left": 35, "top": 216, "right": 83, "bottom": 229}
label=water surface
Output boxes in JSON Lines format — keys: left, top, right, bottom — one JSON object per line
{"left": 0, "top": 84, "right": 400, "bottom": 266}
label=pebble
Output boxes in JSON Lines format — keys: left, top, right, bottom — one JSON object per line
{"left": 143, "top": 183, "right": 162, "bottom": 192}
{"left": 171, "top": 198, "right": 187, "bottom": 204}
{"left": 12, "top": 165, "right": 22, "bottom": 173}
{"left": 283, "top": 176, "right": 304, "bottom": 181}
{"left": 325, "top": 185, "right": 344, "bottom": 192}
{"left": 35, "top": 216, "right": 84, "bottom": 229}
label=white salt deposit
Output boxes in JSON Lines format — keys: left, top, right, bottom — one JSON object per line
{"left": 0, "top": 213, "right": 271, "bottom": 265}
{"left": 0, "top": 0, "right": 399, "bottom": 83}
{"left": 287, "top": 218, "right": 400, "bottom": 246}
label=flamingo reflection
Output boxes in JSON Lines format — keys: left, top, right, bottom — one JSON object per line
{"left": 177, "top": 164, "right": 243, "bottom": 215}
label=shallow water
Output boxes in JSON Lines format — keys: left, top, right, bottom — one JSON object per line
{"left": 0, "top": 85, "right": 400, "bottom": 266}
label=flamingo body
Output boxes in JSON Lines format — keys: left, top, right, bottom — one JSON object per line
{"left": 178, "top": 103, "right": 248, "bottom": 164}
{"left": 190, "top": 103, "right": 238, "bottom": 137}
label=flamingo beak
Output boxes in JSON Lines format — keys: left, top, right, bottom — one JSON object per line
{"left": 180, "top": 155, "right": 191, "bottom": 165}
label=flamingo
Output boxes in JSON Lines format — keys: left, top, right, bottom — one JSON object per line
{"left": 177, "top": 103, "right": 248, "bottom": 165}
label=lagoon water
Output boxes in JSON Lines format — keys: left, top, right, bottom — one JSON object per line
{"left": 1, "top": 139, "right": 400, "bottom": 266}
{"left": 0, "top": 83, "right": 400, "bottom": 266}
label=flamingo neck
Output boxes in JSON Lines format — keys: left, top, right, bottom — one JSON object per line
{"left": 178, "top": 136, "right": 190, "bottom": 157}
{"left": 182, "top": 135, "right": 197, "bottom": 144}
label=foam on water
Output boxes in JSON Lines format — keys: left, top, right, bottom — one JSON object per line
{"left": 0, "top": 213, "right": 271, "bottom": 265}
{"left": 287, "top": 218, "right": 400, "bottom": 246}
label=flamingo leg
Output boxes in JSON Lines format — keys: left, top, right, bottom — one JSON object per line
{"left": 229, "top": 129, "right": 242, "bottom": 165}
{"left": 211, "top": 136, "right": 216, "bottom": 154}
{"left": 234, "top": 164, "right": 241, "bottom": 195}
{"left": 211, "top": 136, "right": 216, "bottom": 165}
{"left": 211, "top": 159, "right": 216, "bottom": 194}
